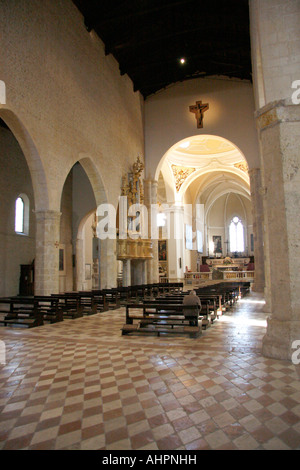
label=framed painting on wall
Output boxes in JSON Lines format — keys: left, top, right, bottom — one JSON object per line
{"left": 213, "top": 235, "right": 222, "bottom": 254}
{"left": 85, "top": 263, "right": 91, "bottom": 280}
{"left": 158, "top": 240, "right": 167, "bottom": 261}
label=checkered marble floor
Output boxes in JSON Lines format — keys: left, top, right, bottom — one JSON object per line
{"left": 0, "top": 291, "right": 300, "bottom": 450}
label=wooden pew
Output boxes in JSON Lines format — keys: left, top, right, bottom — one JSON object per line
{"left": 97, "top": 289, "right": 120, "bottom": 309}
{"left": 122, "top": 303, "right": 202, "bottom": 338}
{"left": 0, "top": 297, "right": 44, "bottom": 328}
{"left": 116, "top": 282, "right": 184, "bottom": 303}
{"left": 34, "top": 296, "right": 63, "bottom": 323}
{"left": 143, "top": 298, "right": 213, "bottom": 329}
{"left": 78, "top": 291, "right": 109, "bottom": 314}
{"left": 51, "top": 293, "right": 83, "bottom": 319}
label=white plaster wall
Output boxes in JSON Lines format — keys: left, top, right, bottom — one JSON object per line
{"left": 0, "top": 0, "right": 144, "bottom": 212}
{"left": 145, "top": 77, "right": 260, "bottom": 179}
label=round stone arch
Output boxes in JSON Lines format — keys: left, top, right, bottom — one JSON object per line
{"left": 61, "top": 155, "right": 117, "bottom": 290}
{"left": 78, "top": 156, "right": 117, "bottom": 289}
{"left": 0, "top": 108, "right": 52, "bottom": 295}
{"left": 0, "top": 108, "right": 49, "bottom": 210}
{"left": 154, "top": 134, "right": 250, "bottom": 205}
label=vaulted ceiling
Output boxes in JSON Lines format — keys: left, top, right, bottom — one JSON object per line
{"left": 72, "top": 0, "right": 252, "bottom": 99}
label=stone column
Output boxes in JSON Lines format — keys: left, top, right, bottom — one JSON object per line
{"left": 34, "top": 210, "right": 61, "bottom": 296}
{"left": 248, "top": 168, "right": 265, "bottom": 293}
{"left": 75, "top": 237, "right": 84, "bottom": 291}
{"left": 256, "top": 102, "right": 300, "bottom": 360}
{"left": 122, "top": 259, "right": 131, "bottom": 287}
{"left": 144, "top": 179, "right": 159, "bottom": 283}
{"left": 249, "top": 0, "right": 300, "bottom": 360}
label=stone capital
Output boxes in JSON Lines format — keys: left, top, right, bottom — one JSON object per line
{"left": 255, "top": 100, "right": 300, "bottom": 132}
{"left": 34, "top": 210, "right": 62, "bottom": 222}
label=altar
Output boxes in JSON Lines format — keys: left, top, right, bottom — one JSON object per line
{"left": 205, "top": 257, "right": 250, "bottom": 271}
{"left": 184, "top": 257, "right": 254, "bottom": 286}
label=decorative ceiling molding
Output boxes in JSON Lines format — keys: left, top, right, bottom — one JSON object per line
{"left": 171, "top": 165, "right": 196, "bottom": 192}
{"left": 234, "top": 161, "right": 249, "bottom": 173}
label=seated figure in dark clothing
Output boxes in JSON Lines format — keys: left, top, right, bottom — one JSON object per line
{"left": 183, "top": 290, "right": 201, "bottom": 326}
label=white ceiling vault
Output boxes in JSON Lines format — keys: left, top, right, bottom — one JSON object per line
{"left": 157, "top": 135, "right": 250, "bottom": 203}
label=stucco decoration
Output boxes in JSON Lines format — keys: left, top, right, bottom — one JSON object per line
{"left": 171, "top": 165, "right": 196, "bottom": 192}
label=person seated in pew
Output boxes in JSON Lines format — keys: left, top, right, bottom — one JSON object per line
{"left": 182, "top": 290, "right": 201, "bottom": 326}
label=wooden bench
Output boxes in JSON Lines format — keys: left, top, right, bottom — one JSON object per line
{"left": 78, "top": 291, "right": 109, "bottom": 314}
{"left": 34, "top": 296, "right": 63, "bottom": 323}
{"left": 95, "top": 289, "right": 120, "bottom": 309}
{"left": 143, "top": 298, "right": 213, "bottom": 328}
{"left": 122, "top": 303, "right": 202, "bottom": 338}
{"left": 116, "top": 282, "right": 184, "bottom": 304}
{"left": 0, "top": 297, "right": 44, "bottom": 328}
{"left": 51, "top": 293, "right": 83, "bottom": 319}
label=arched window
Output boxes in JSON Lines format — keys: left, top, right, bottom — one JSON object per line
{"left": 15, "top": 194, "right": 29, "bottom": 235}
{"left": 15, "top": 197, "right": 24, "bottom": 233}
{"left": 229, "top": 216, "right": 244, "bottom": 253}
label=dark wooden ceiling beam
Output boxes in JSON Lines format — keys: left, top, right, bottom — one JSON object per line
{"left": 72, "top": 0, "right": 252, "bottom": 99}
{"left": 118, "top": 48, "right": 250, "bottom": 77}
{"left": 101, "top": 21, "right": 249, "bottom": 56}
{"left": 87, "top": 0, "right": 197, "bottom": 29}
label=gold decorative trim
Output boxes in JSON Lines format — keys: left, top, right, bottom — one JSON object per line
{"left": 171, "top": 165, "right": 196, "bottom": 192}
{"left": 234, "top": 161, "right": 249, "bottom": 173}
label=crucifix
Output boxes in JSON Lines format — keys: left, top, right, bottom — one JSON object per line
{"left": 189, "top": 100, "right": 209, "bottom": 128}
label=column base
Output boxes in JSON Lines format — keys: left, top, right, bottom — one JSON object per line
{"left": 251, "top": 282, "right": 265, "bottom": 293}
{"left": 262, "top": 317, "right": 300, "bottom": 361}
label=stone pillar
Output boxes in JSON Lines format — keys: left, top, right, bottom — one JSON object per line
{"left": 248, "top": 168, "right": 265, "bottom": 293}
{"left": 249, "top": 0, "right": 300, "bottom": 360}
{"left": 75, "top": 238, "right": 84, "bottom": 291}
{"left": 144, "top": 179, "right": 159, "bottom": 283}
{"left": 131, "top": 260, "right": 147, "bottom": 285}
{"left": 122, "top": 259, "right": 131, "bottom": 287}
{"left": 100, "top": 238, "right": 117, "bottom": 288}
{"left": 34, "top": 210, "right": 61, "bottom": 296}
{"left": 256, "top": 102, "right": 300, "bottom": 360}
{"left": 92, "top": 237, "right": 101, "bottom": 290}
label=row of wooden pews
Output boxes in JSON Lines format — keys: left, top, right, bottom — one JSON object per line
{"left": 0, "top": 282, "right": 184, "bottom": 329}
{"left": 121, "top": 281, "right": 251, "bottom": 338}
{"left": 0, "top": 296, "right": 61, "bottom": 328}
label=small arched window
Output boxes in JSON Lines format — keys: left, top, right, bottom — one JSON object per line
{"left": 15, "top": 197, "right": 24, "bottom": 233}
{"left": 15, "top": 194, "right": 29, "bottom": 235}
{"left": 229, "top": 216, "right": 244, "bottom": 253}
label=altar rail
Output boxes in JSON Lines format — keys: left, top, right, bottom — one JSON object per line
{"left": 184, "top": 271, "right": 254, "bottom": 286}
